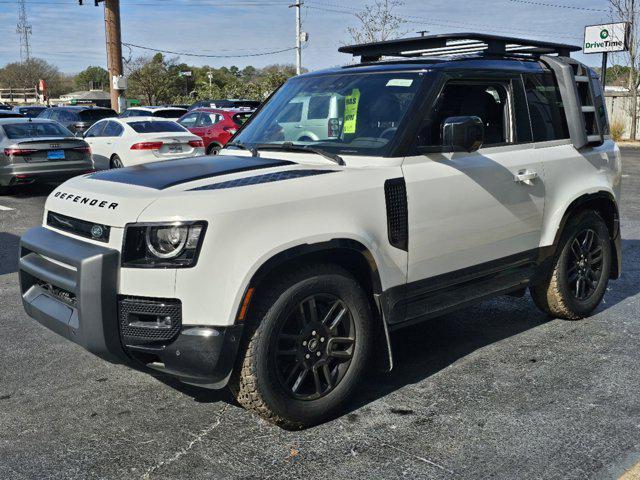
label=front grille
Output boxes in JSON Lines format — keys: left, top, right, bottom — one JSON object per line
{"left": 384, "top": 178, "right": 408, "bottom": 251}
{"left": 119, "top": 296, "right": 182, "bottom": 345}
{"left": 47, "top": 211, "right": 110, "bottom": 243}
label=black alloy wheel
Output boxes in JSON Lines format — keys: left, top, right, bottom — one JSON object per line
{"left": 272, "top": 294, "right": 356, "bottom": 401}
{"left": 567, "top": 228, "right": 604, "bottom": 301}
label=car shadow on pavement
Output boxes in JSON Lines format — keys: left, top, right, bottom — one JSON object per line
{"left": 143, "top": 239, "right": 640, "bottom": 426}
{"left": 0, "top": 232, "right": 21, "bottom": 275}
{"left": 0, "top": 182, "right": 56, "bottom": 199}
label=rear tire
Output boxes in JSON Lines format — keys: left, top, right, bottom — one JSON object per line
{"left": 110, "top": 155, "right": 123, "bottom": 169}
{"left": 230, "top": 263, "right": 373, "bottom": 429}
{"left": 207, "top": 144, "right": 221, "bottom": 156}
{"left": 531, "top": 210, "right": 611, "bottom": 320}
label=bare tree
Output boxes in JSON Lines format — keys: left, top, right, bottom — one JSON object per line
{"left": 610, "top": 0, "right": 638, "bottom": 139}
{"left": 346, "top": 0, "right": 407, "bottom": 44}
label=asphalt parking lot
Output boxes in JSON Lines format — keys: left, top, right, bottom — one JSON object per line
{"left": 1, "top": 149, "right": 639, "bottom": 480}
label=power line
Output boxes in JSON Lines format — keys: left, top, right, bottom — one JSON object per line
{"left": 507, "top": 0, "right": 608, "bottom": 12}
{"left": 305, "top": 3, "right": 582, "bottom": 41}
{"left": 122, "top": 42, "right": 297, "bottom": 58}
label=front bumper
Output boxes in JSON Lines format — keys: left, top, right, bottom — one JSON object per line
{"left": 19, "top": 226, "right": 242, "bottom": 387}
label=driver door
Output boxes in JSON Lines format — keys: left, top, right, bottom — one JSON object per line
{"left": 401, "top": 74, "right": 545, "bottom": 320}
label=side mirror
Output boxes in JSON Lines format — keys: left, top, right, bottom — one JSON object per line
{"left": 442, "top": 116, "right": 484, "bottom": 153}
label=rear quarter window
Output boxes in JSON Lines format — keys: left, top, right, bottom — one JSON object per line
{"left": 524, "top": 73, "right": 570, "bottom": 142}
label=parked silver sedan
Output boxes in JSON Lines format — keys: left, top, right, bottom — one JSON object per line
{"left": 0, "top": 118, "right": 94, "bottom": 188}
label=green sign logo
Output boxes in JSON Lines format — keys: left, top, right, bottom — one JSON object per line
{"left": 600, "top": 28, "right": 610, "bottom": 39}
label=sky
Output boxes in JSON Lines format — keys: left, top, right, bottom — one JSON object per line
{"left": 0, "top": 0, "right": 620, "bottom": 74}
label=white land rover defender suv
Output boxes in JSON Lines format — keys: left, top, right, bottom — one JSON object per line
{"left": 19, "top": 34, "right": 622, "bottom": 429}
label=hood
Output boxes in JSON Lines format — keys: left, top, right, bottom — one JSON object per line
{"left": 45, "top": 155, "right": 324, "bottom": 227}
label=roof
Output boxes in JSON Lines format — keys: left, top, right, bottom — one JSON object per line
{"left": 131, "top": 106, "right": 186, "bottom": 111}
{"left": 339, "top": 33, "right": 581, "bottom": 62}
{"left": 116, "top": 116, "right": 178, "bottom": 124}
{"left": 49, "top": 105, "right": 114, "bottom": 111}
{"left": 0, "top": 117, "right": 55, "bottom": 124}
{"left": 191, "top": 107, "right": 255, "bottom": 114}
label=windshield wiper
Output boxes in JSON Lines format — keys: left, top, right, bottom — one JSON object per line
{"left": 253, "top": 142, "right": 345, "bottom": 166}
{"left": 225, "top": 141, "right": 258, "bottom": 157}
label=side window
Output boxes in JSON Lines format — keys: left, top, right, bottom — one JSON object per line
{"left": 48, "top": 110, "right": 60, "bottom": 121}
{"left": 60, "top": 111, "right": 76, "bottom": 123}
{"left": 308, "top": 95, "right": 331, "bottom": 120}
{"left": 103, "top": 121, "right": 124, "bottom": 137}
{"left": 421, "top": 82, "right": 511, "bottom": 146}
{"left": 84, "top": 121, "right": 106, "bottom": 138}
{"left": 179, "top": 113, "right": 199, "bottom": 128}
{"left": 524, "top": 73, "right": 570, "bottom": 142}
{"left": 197, "top": 113, "right": 216, "bottom": 127}
{"left": 277, "top": 102, "right": 303, "bottom": 123}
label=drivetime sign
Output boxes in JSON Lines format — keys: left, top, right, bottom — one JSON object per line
{"left": 584, "top": 22, "right": 629, "bottom": 54}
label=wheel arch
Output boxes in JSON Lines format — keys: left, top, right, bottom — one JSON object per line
{"left": 243, "top": 239, "right": 383, "bottom": 307}
{"left": 548, "top": 190, "right": 621, "bottom": 279}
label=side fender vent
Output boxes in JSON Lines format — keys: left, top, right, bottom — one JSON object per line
{"left": 384, "top": 178, "right": 408, "bottom": 251}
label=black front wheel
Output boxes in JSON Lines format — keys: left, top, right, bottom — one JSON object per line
{"left": 231, "top": 263, "right": 373, "bottom": 429}
{"left": 531, "top": 210, "right": 612, "bottom": 320}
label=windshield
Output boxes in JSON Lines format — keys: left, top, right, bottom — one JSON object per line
{"left": 233, "top": 72, "right": 425, "bottom": 156}
{"left": 3, "top": 122, "right": 73, "bottom": 139}
{"left": 129, "top": 121, "right": 188, "bottom": 133}
{"left": 79, "top": 109, "right": 117, "bottom": 122}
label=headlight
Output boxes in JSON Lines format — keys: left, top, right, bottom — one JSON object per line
{"left": 122, "top": 221, "right": 207, "bottom": 268}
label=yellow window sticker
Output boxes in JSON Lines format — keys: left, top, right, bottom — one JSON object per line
{"left": 343, "top": 88, "right": 360, "bottom": 134}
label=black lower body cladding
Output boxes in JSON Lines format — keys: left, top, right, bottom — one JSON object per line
{"left": 18, "top": 226, "right": 241, "bottom": 386}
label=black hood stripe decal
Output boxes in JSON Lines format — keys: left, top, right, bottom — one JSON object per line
{"left": 88, "top": 155, "right": 294, "bottom": 190}
{"left": 190, "top": 169, "right": 336, "bottom": 191}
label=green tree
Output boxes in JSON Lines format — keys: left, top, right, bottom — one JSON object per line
{"left": 126, "top": 53, "right": 181, "bottom": 104}
{"left": 0, "top": 58, "right": 66, "bottom": 97}
{"left": 74, "top": 66, "right": 109, "bottom": 91}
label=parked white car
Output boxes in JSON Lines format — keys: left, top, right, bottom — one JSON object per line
{"left": 82, "top": 117, "right": 205, "bottom": 169}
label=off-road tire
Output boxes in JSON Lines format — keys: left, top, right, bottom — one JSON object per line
{"left": 230, "top": 263, "right": 373, "bottom": 429}
{"left": 531, "top": 210, "right": 611, "bottom": 320}
{"left": 110, "top": 155, "right": 123, "bottom": 169}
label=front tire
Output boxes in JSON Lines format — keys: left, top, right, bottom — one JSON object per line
{"left": 531, "top": 210, "right": 611, "bottom": 320}
{"left": 231, "top": 264, "right": 373, "bottom": 429}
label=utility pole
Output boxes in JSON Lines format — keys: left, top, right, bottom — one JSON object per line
{"left": 104, "top": 0, "right": 125, "bottom": 112}
{"left": 16, "top": 0, "right": 32, "bottom": 63}
{"left": 290, "top": 0, "right": 303, "bottom": 75}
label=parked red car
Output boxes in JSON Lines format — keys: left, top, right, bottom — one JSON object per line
{"left": 177, "top": 108, "right": 254, "bottom": 155}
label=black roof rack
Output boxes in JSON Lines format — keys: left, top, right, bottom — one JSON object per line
{"left": 339, "top": 33, "right": 581, "bottom": 62}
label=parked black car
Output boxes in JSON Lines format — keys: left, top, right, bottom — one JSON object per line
{"left": 38, "top": 106, "right": 117, "bottom": 135}
{"left": 12, "top": 106, "right": 47, "bottom": 118}
{"left": 188, "top": 99, "right": 260, "bottom": 110}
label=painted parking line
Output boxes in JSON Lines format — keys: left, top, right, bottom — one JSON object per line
{"left": 0, "top": 204, "right": 14, "bottom": 211}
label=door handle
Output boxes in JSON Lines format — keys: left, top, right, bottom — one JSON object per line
{"left": 514, "top": 169, "right": 538, "bottom": 185}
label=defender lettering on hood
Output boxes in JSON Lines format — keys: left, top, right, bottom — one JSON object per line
{"left": 53, "top": 191, "right": 119, "bottom": 210}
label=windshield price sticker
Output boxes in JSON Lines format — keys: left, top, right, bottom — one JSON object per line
{"left": 343, "top": 89, "right": 361, "bottom": 134}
